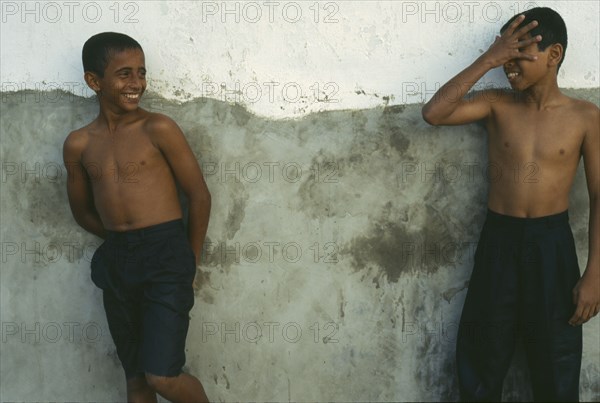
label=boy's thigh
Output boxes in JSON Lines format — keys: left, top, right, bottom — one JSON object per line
{"left": 519, "top": 223, "right": 582, "bottom": 401}
{"left": 140, "top": 232, "right": 196, "bottom": 377}
{"left": 102, "top": 290, "right": 145, "bottom": 379}
{"left": 458, "top": 223, "right": 521, "bottom": 351}
{"left": 457, "top": 224, "right": 521, "bottom": 397}
{"left": 142, "top": 281, "right": 195, "bottom": 377}
{"left": 102, "top": 278, "right": 195, "bottom": 379}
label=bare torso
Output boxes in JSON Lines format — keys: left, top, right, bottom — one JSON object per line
{"left": 485, "top": 91, "right": 587, "bottom": 217}
{"left": 78, "top": 109, "right": 182, "bottom": 231}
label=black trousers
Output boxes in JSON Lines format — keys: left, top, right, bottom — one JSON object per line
{"left": 456, "top": 209, "right": 582, "bottom": 402}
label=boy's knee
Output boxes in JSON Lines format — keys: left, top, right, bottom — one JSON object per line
{"left": 127, "top": 374, "right": 149, "bottom": 390}
{"left": 145, "top": 373, "right": 178, "bottom": 394}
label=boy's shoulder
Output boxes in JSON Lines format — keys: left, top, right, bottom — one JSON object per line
{"left": 565, "top": 96, "right": 600, "bottom": 115}
{"left": 477, "top": 88, "right": 599, "bottom": 113}
{"left": 558, "top": 95, "right": 599, "bottom": 132}
{"left": 142, "top": 110, "right": 180, "bottom": 133}
{"left": 63, "top": 121, "right": 96, "bottom": 155}
{"left": 140, "top": 111, "right": 187, "bottom": 149}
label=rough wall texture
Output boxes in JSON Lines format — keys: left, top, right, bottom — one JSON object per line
{"left": 0, "top": 89, "right": 598, "bottom": 401}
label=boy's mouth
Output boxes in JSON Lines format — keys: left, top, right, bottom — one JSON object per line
{"left": 506, "top": 72, "right": 520, "bottom": 81}
{"left": 123, "top": 93, "right": 141, "bottom": 101}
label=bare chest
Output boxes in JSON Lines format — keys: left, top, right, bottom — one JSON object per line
{"left": 491, "top": 109, "right": 584, "bottom": 162}
{"left": 81, "top": 131, "right": 164, "bottom": 183}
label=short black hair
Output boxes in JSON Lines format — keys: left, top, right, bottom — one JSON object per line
{"left": 82, "top": 32, "right": 143, "bottom": 77}
{"left": 501, "top": 7, "right": 567, "bottom": 72}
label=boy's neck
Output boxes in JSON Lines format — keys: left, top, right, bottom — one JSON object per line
{"left": 521, "top": 74, "right": 565, "bottom": 110}
{"left": 97, "top": 102, "right": 142, "bottom": 133}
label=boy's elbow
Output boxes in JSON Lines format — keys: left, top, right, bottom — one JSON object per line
{"left": 204, "top": 190, "right": 212, "bottom": 208}
{"left": 590, "top": 191, "right": 600, "bottom": 207}
{"left": 421, "top": 105, "right": 441, "bottom": 126}
{"left": 190, "top": 187, "right": 211, "bottom": 206}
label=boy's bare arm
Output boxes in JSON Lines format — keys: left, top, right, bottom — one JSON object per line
{"left": 63, "top": 133, "right": 106, "bottom": 239}
{"left": 150, "top": 115, "right": 211, "bottom": 264}
{"left": 422, "top": 14, "right": 541, "bottom": 126}
{"left": 569, "top": 105, "right": 600, "bottom": 326}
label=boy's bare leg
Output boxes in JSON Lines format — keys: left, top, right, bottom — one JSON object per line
{"left": 146, "top": 372, "right": 209, "bottom": 403}
{"left": 127, "top": 376, "right": 158, "bottom": 403}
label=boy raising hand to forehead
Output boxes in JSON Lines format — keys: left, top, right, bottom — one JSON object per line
{"left": 423, "top": 7, "right": 599, "bottom": 402}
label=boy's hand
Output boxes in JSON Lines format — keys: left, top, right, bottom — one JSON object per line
{"left": 482, "top": 14, "right": 542, "bottom": 68}
{"left": 569, "top": 269, "right": 600, "bottom": 326}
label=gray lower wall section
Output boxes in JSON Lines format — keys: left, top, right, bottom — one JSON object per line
{"left": 1, "top": 89, "right": 598, "bottom": 402}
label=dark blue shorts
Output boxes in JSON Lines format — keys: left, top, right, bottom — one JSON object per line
{"left": 91, "top": 219, "right": 196, "bottom": 379}
{"left": 456, "top": 209, "right": 582, "bottom": 401}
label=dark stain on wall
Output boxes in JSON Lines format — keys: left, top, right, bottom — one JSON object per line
{"left": 224, "top": 188, "right": 249, "bottom": 240}
{"left": 381, "top": 105, "right": 410, "bottom": 155}
{"left": 344, "top": 203, "right": 474, "bottom": 284}
{"left": 346, "top": 215, "right": 414, "bottom": 283}
{"left": 297, "top": 150, "right": 343, "bottom": 220}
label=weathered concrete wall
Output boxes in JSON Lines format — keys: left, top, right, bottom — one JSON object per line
{"left": 0, "top": 89, "right": 598, "bottom": 401}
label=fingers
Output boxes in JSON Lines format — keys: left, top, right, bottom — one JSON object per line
{"left": 504, "top": 14, "right": 537, "bottom": 37}
{"left": 569, "top": 306, "right": 586, "bottom": 326}
{"left": 514, "top": 52, "right": 538, "bottom": 62}
{"left": 569, "top": 286, "right": 585, "bottom": 325}
{"left": 569, "top": 300, "right": 600, "bottom": 326}
{"left": 516, "top": 34, "right": 542, "bottom": 48}
{"left": 514, "top": 19, "right": 539, "bottom": 38}
{"left": 495, "top": 15, "right": 540, "bottom": 63}
{"left": 505, "top": 14, "right": 526, "bottom": 35}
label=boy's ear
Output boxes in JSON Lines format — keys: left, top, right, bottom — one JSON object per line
{"left": 84, "top": 71, "right": 101, "bottom": 93}
{"left": 547, "top": 43, "right": 563, "bottom": 68}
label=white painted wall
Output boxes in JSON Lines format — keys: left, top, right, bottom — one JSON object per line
{"left": 1, "top": 2, "right": 599, "bottom": 401}
{"left": 1, "top": 0, "right": 598, "bottom": 117}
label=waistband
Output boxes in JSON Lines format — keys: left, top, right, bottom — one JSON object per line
{"left": 485, "top": 209, "right": 569, "bottom": 228}
{"left": 105, "top": 219, "right": 185, "bottom": 244}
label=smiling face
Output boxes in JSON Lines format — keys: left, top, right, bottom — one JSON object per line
{"left": 503, "top": 34, "right": 555, "bottom": 91}
{"left": 93, "top": 48, "right": 146, "bottom": 113}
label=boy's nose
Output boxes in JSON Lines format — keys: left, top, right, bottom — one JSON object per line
{"left": 128, "top": 76, "right": 143, "bottom": 90}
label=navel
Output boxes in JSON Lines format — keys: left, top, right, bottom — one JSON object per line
{"left": 140, "top": 160, "right": 146, "bottom": 165}
{"left": 504, "top": 142, "right": 509, "bottom": 148}
{"left": 559, "top": 149, "right": 565, "bottom": 155}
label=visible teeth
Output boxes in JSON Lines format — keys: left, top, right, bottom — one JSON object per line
{"left": 507, "top": 72, "right": 519, "bottom": 79}
{"left": 124, "top": 94, "right": 139, "bottom": 99}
